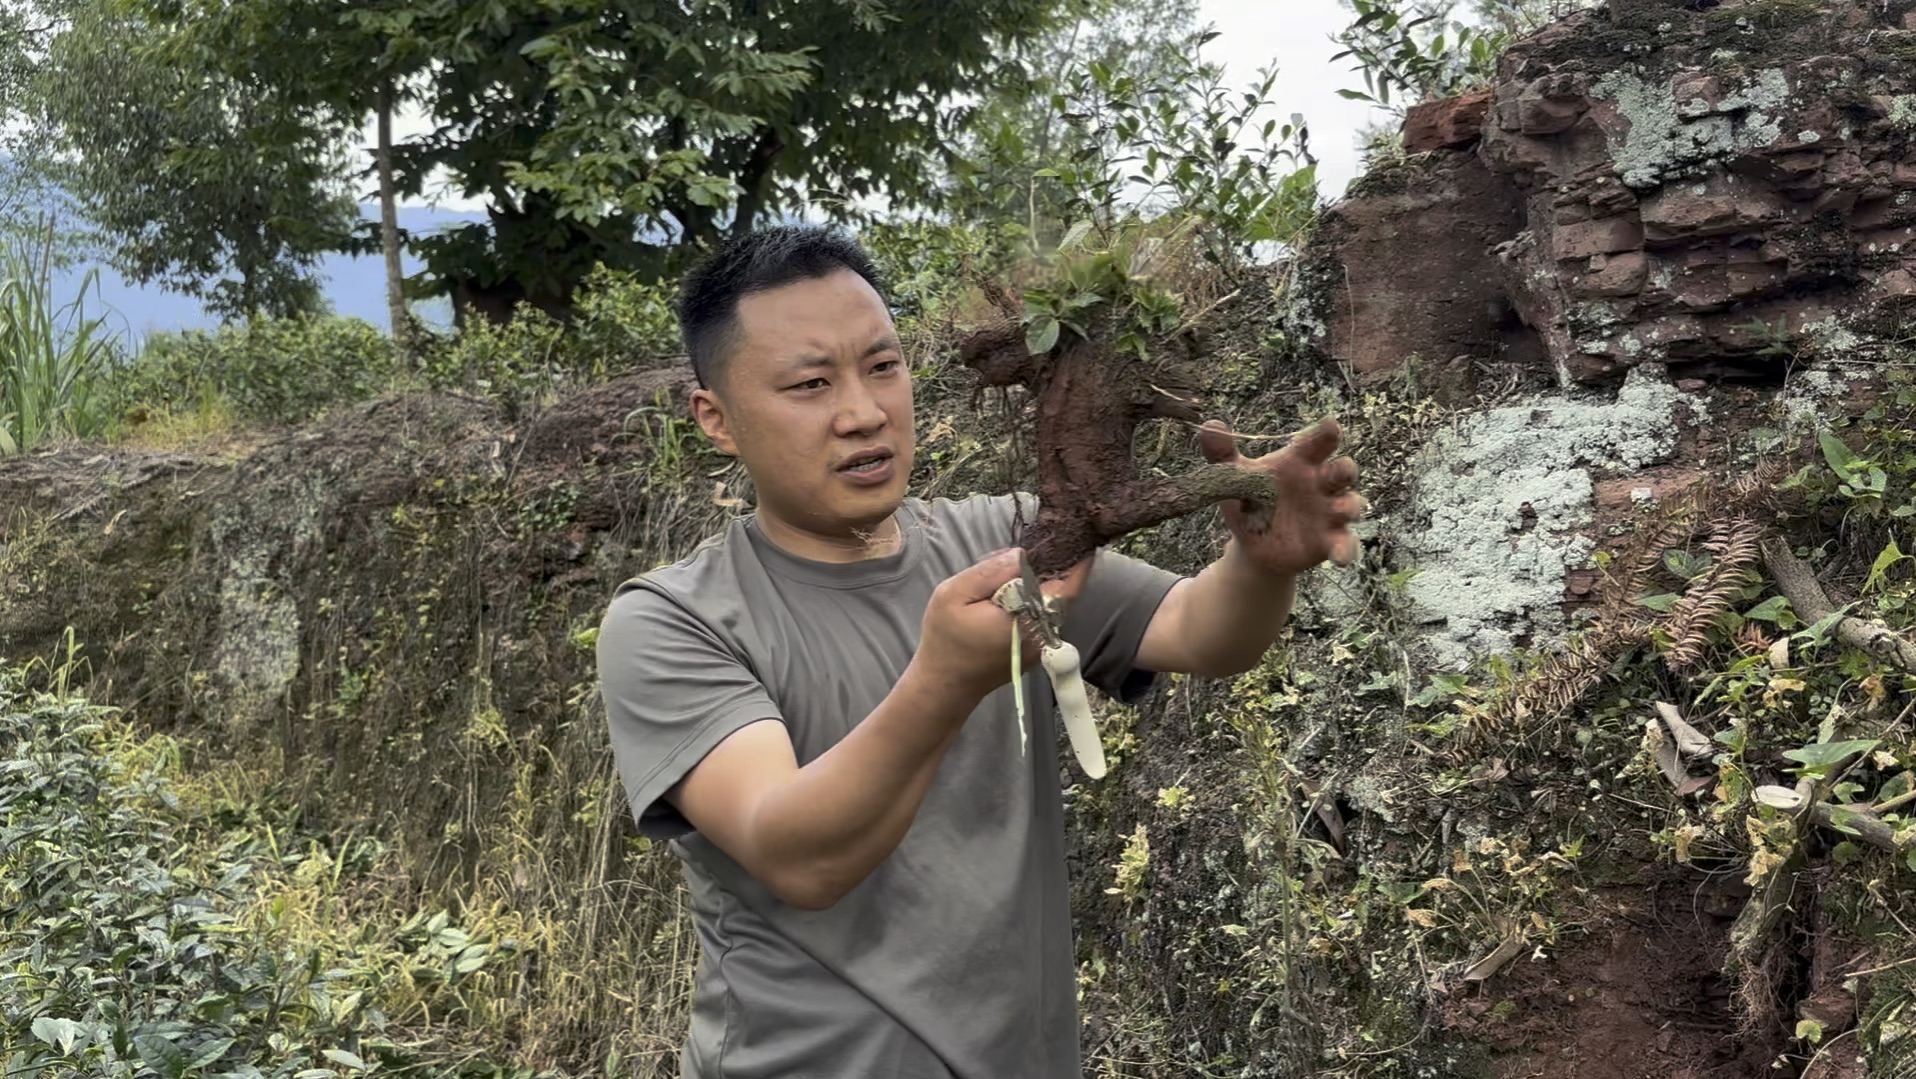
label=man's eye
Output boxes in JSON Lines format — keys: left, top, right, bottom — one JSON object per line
{"left": 790, "top": 377, "right": 828, "bottom": 391}
{"left": 872, "top": 358, "right": 902, "bottom": 374}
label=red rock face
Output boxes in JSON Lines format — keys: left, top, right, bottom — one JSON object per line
{"left": 1306, "top": 0, "right": 1916, "bottom": 388}
{"left": 1303, "top": 152, "right": 1531, "bottom": 395}
{"left": 1403, "top": 89, "right": 1493, "bottom": 154}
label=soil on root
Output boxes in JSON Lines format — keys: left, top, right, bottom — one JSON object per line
{"left": 960, "top": 321, "right": 1277, "bottom": 578}
{"left": 1439, "top": 874, "right": 1793, "bottom": 1079}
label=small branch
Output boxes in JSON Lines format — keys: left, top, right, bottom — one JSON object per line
{"left": 1761, "top": 538, "right": 1916, "bottom": 673}
{"left": 1809, "top": 802, "right": 1908, "bottom": 854}
{"left": 1875, "top": 786, "right": 1916, "bottom": 816}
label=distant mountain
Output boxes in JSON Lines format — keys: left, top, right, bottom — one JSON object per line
{"left": 50, "top": 203, "right": 490, "bottom": 347}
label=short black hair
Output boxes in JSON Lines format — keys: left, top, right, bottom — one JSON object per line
{"left": 676, "top": 224, "right": 890, "bottom": 389}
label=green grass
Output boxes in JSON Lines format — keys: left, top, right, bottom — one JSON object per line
{"left": 0, "top": 218, "right": 117, "bottom": 456}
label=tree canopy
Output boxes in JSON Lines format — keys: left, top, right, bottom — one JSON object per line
{"left": 15, "top": 0, "right": 1079, "bottom": 324}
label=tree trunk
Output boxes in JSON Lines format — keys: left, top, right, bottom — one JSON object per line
{"left": 377, "top": 76, "right": 411, "bottom": 368}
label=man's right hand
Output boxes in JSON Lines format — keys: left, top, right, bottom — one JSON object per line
{"left": 666, "top": 546, "right": 1092, "bottom": 911}
{"left": 914, "top": 548, "right": 1089, "bottom": 703}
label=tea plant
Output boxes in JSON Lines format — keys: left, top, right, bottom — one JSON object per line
{"left": 0, "top": 660, "right": 536, "bottom": 1079}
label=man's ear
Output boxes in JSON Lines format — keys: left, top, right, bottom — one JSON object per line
{"left": 691, "top": 387, "right": 738, "bottom": 456}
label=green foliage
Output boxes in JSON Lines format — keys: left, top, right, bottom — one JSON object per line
{"left": 997, "top": 29, "right": 1319, "bottom": 373}
{"left": 22, "top": 0, "right": 361, "bottom": 320}
{"left": 79, "top": 0, "right": 1071, "bottom": 321}
{"left": 1775, "top": 372, "right": 1916, "bottom": 596}
{"left": 859, "top": 218, "right": 1027, "bottom": 325}
{"left": 104, "top": 317, "right": 398, "bottom": 427}
{"left": 941, "top": 0, "right": 1208, "bottom": 238}
{"left": 412, "top": 266, "right": 684, "bottom": 406}
{"left": 0, "top": 217, "right": 117, "bottom": 455}
{"left": 1018, "top": 222, "right": 1187, "bottom": 360}
{"left": 100, "top": 265, "right": 685, "bottom": 426}
{"left": 1332, "top": 0, "right": 1509, "bottom": 109}
{"left": 0, "top": 662, "right": 531, "bottom": 1079}
{"left": 1035, "top": 26, "right": 1319, "bottom": 267}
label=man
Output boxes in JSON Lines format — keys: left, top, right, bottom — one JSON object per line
{"left": 596, "top": 224, "right": 1363, "bottom": 1079}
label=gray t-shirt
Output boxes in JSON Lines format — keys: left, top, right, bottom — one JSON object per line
{"left": 597, "top": 492, "right": 1181, "bottom": 1079}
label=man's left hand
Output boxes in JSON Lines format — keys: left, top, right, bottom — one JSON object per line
{"left": 1198, "top": 417, "right": 1366, "bottom": 577}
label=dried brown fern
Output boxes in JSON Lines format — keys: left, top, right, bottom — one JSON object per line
{"left": 1459, "top": 617, "right": 1649, "bottom": 744}
{"left": 1595, "top": 497, "right": 1702, "bottom": 623}
{"left": 1663, "top": 517, "right": 1765, "bottom": 676}
{"left": 1456, "top": 465, "right": 1783, "bottom": 746}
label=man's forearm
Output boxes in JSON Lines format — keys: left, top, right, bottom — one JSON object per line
{"left": 1167, "top": 540, "right": 1297, "bottom": 677}
{"left": 742, "top": 659, "right": 983, "bottom": 908}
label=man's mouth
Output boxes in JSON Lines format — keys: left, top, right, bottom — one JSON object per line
{"left": 837, "top": 448, "right": 893, "bottom": 475}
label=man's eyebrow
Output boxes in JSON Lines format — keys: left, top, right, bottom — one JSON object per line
{"left": 781, "top": 336, "right": 904, "bottom": 370}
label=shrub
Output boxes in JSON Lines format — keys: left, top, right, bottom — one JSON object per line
{"left": 104, "top": 315, "right": 397, "bottom": 426}
{"left": 0, "top": 654, "right": 535, "bottom": 1079}
{"left": 415, "top": 265, "right": 684, "bottom": 407}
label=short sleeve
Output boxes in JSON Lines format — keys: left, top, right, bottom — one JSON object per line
{"left": 1060, "top": 546, "right": 1183, "bottom": 704}
{"left": 597, "top": 582, "right": 783, "bottom": 840}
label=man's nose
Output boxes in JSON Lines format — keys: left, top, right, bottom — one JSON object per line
{"left": 835, "top": 378, "right": 887, "bottom": 434}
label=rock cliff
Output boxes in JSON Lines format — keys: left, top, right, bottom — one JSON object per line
{"left": 1294, "top": 0, "right": 1916, "bottom": 668}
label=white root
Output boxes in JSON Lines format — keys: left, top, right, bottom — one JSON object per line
{"left": 993, "top": 578, "right": 1105, "bottom": 779}
{"left": 1010, "top": 622, "right": 1027, "bottom": 757}
{"left": 1043, "top": 639, "right": 1105, "bottom": 780}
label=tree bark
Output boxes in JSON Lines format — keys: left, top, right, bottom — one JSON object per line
{"left": 972, "top": 334, "right": 1277, "bottom": 576}
{"left": 377, "top": 76, "right": 411, "bottom": 368}
{"left": 728, "top": 126, "right": 786, "bottom": 241}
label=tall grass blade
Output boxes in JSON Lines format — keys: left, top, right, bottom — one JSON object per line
{"left": 0, "top": 214, "right": 117, "bottom": 455}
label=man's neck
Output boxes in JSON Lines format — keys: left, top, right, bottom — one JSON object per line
{"left": 753, "top": 507, "right": 904, "bottom": 565}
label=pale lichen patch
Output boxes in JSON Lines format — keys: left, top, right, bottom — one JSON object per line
{"left": 1592, "top": 67, "right": 1791, "bottom": 189}
{"left": 1396, "top": 366, "right": 1705, "bottom": 669}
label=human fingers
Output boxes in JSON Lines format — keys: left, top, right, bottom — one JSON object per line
{"left": 1291, "top": 417, "right": 1343, "bottom": 466}
{"left": 1328, "top": 528, "right": 1362, "bottom": 567}
{"left": 1332, "top": 490, "right": 1370, "bottom": 526}
{"left": 945, "top": 547, "right": 1026, "bottom": 604}
{"left": 1321, "top": 455, "right": 1359, "bottom": 495}
{"left": 1197, "top": 419, "right": 1242, "bottom": 465}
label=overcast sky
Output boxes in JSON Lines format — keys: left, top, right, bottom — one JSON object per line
{"left": 1198, "top": 0, "right": 1390, "bottom": 199}
{"left": 390, "top": 0, "right": 1390, "bottom": 212}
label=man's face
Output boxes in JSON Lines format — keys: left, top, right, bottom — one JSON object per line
{"left": 690, "top": 269, "right": 915, "bottom": 545}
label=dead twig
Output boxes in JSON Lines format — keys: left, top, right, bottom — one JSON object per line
{"left": 1809, "top": 801, "right": 1909, "bottom": 854}
{"left": 1761, "top": 537, "right": 1916, "bottom": 674}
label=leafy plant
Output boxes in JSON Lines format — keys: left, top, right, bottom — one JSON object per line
{"left": 24, "top": 0, "right": 360, "bottom": 320}
{"left": 0, "top": 659, "right": 530, "bottom": 1079}
{"left": 104, "top": 316, "right": 397, "bottom": 427}
{"left": 1034, "top": 26, "right": 1319, "bottom": 270}
{"left": 43, "top": 0, "right": 1073, "bottom": 323}
{"left": 1331, "top": 0, "right": 1509, "bottom": 109}
{"left": 413, "top": 264, "right": 684, "bottom": 408}
{"left": 0, "top": 216, "right": 117, "bottom": 455}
